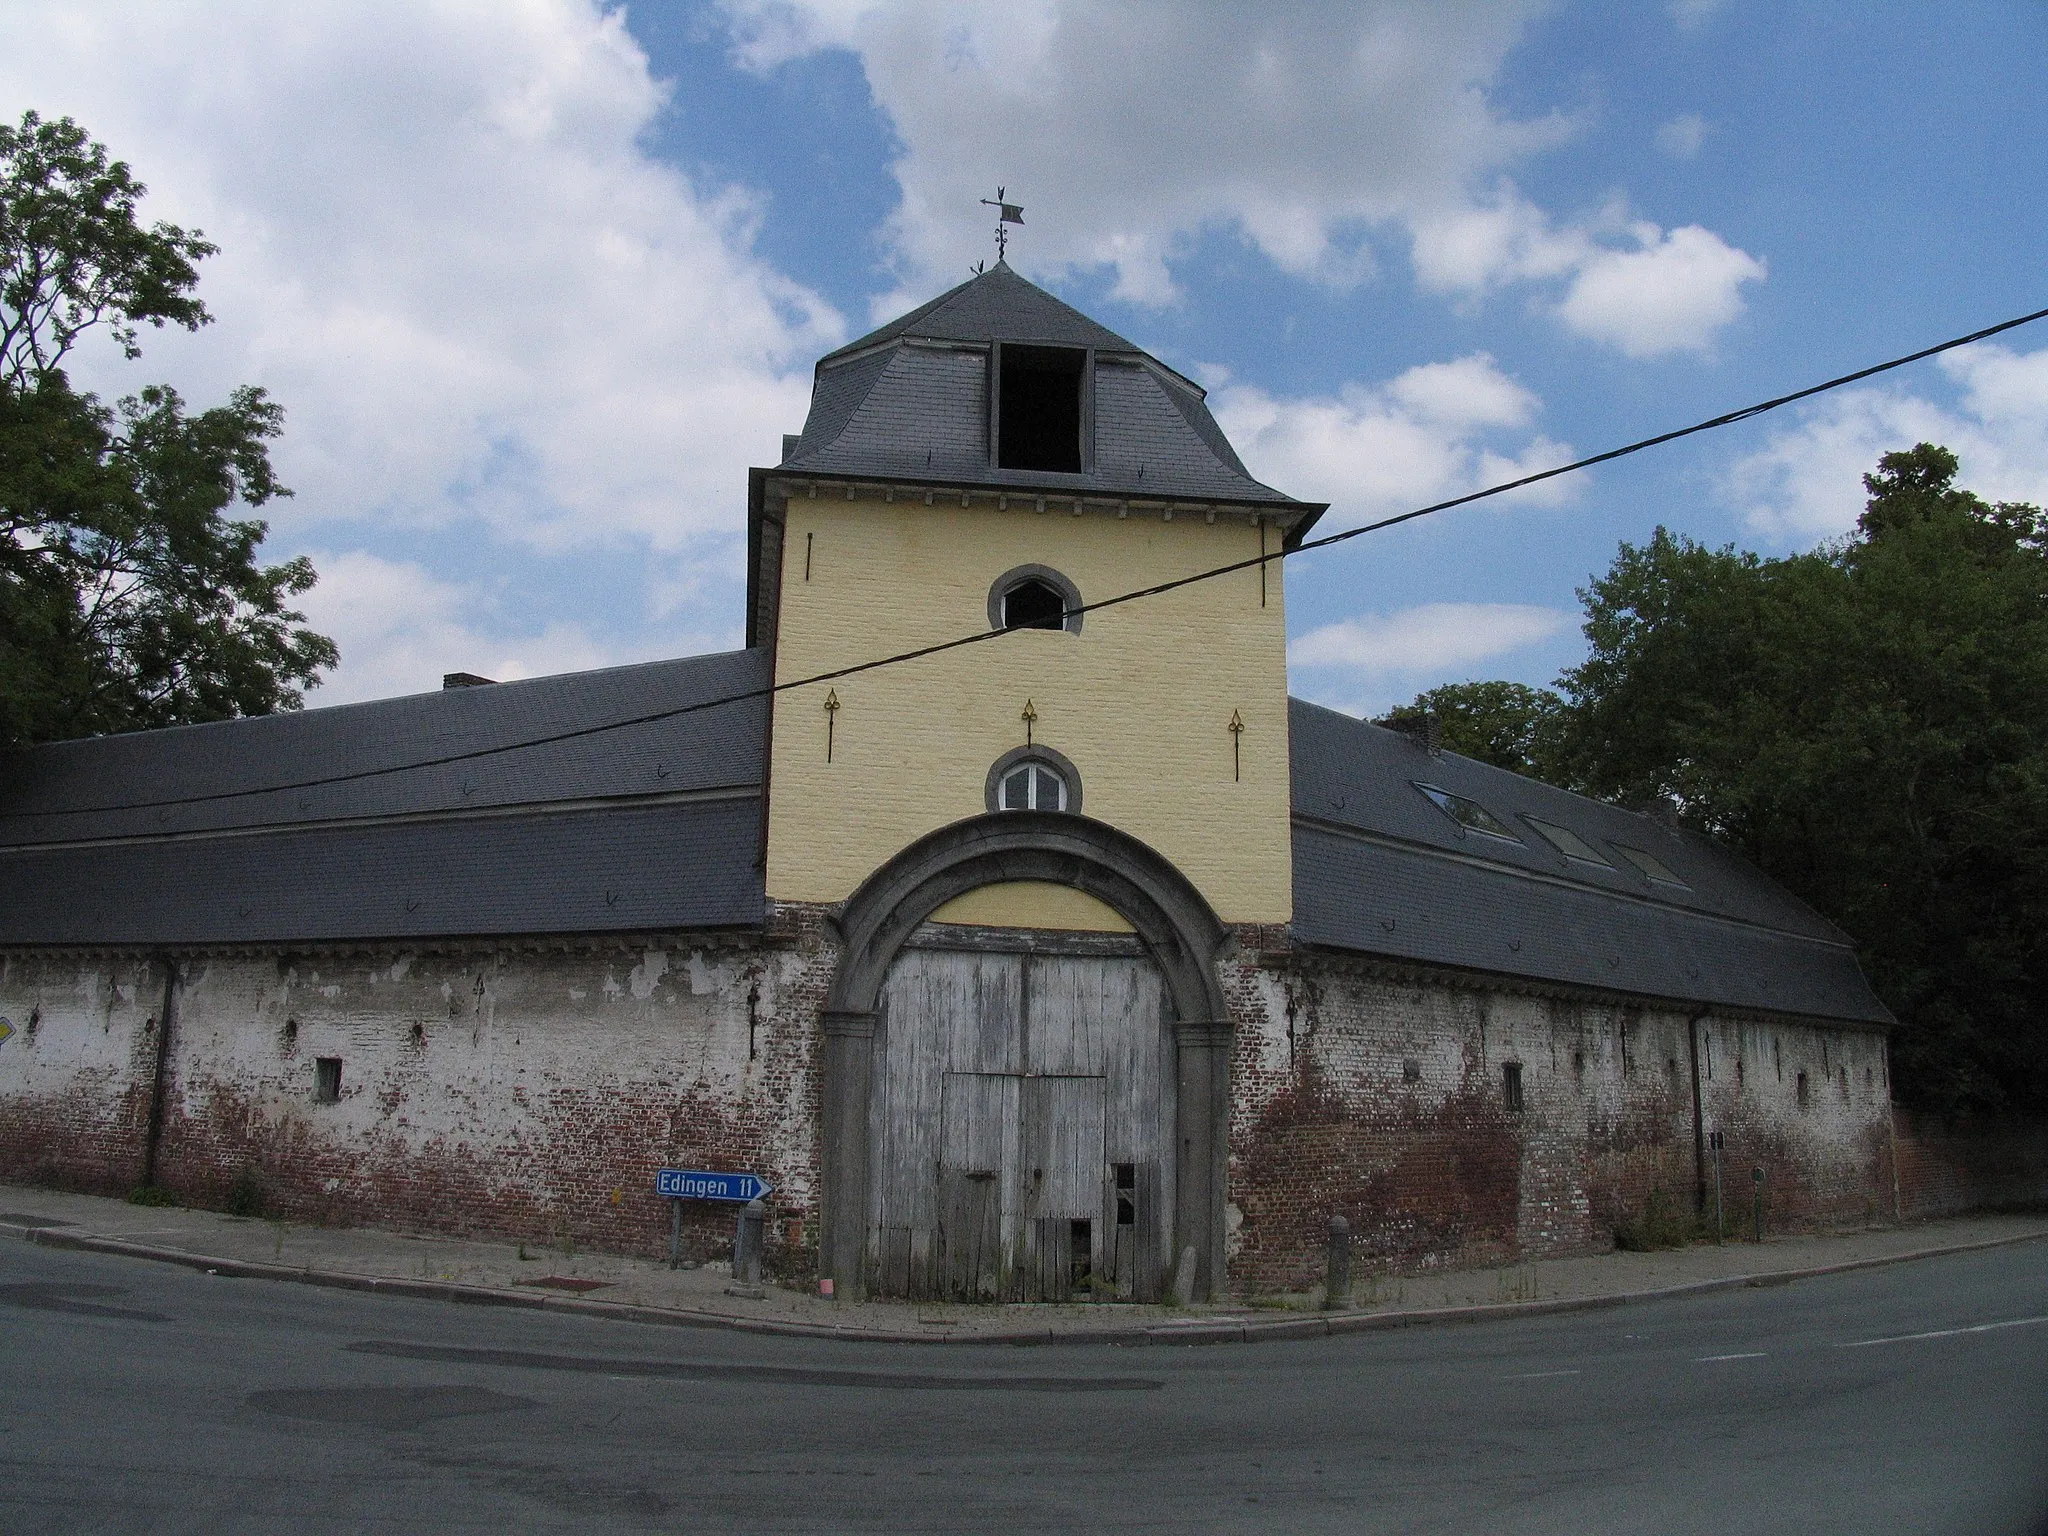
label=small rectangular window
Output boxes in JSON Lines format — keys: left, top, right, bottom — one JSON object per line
{"left": 1113, "top": 1164, "right": 1136, "bottom": 1228}
{"left": 1414, "top": 783, "right": 1522, "bottom": 843}
{"left": 314, "top": 1057, "right": 342, "bottom": 1103}
{"left": 1502, "top": 1061, "right": 1525, "bottom": 1111}
{"left": 1614, "top": 843, "right": 1687, "bottom": 887}
{"left": 1524, "top": 816, "right": 1613, "bottom": 867}
{"left": 998, "top": 345, "right": 1085, "bottom": 472}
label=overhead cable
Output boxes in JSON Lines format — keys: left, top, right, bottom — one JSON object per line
{"left": 27, "top": 302, "right": 2048, "bottom": 817}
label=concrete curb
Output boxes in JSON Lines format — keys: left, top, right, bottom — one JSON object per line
{"left": 8, "top": 1219, "right": 2046, "bottom": 1348}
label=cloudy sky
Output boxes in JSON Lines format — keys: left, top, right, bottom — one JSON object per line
{"left": 4, "top": 1, "right": 2044, "bottom": 714}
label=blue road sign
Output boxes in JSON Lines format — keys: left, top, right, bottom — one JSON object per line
{"left": 656, "top": 1169, "right": 771, "bottom": 1203}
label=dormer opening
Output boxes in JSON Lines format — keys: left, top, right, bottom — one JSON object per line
{"left": 997, "top": 344, "right": 1085, "bottom": 472}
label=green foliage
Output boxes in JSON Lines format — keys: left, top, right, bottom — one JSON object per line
{"left": 0, "top": 110, "right": 215, "bottom": 387}
{"left": 127, "top": 1184, "right": 176, "bottom": 1208}
{"left": 0, "top": 110, "right": 334, "bottom": 747}
{"left": 1613, "top": 1187, "right": 1691, "bottom": 1251}
{"left": 1547, "top": 444, "right": 2048, "bottom": 1117}
{"left": 225, "top": 1167, "right": 264, "bottom": 1218}
{"left": 1379, "top": 680, "right": 1565, "bottom": 776}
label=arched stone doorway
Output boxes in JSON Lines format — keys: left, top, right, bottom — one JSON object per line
{"left": 820, "top": 812, "right": 1234, "bottom": 1301}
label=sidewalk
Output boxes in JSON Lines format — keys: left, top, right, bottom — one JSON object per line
{"left": 3, "top": 1182, "right": 2042, "bottom": 1346}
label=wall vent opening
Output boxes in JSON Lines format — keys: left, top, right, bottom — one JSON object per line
{"left": 998, "top": 345, "right": 1085, "bottom": 472}
{"left": 314, "top": 1057, "right": 342, "bottom": 1103}
{"left": 1114, "top": 1164, "right": 1137, "bottom": 1228}
{"left": 1502, "top": 1061, "right": 1525, "bottom": 1111}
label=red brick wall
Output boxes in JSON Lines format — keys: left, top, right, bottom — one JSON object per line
{"left": 1223, "top": 941, "right": 1897, "bottom": 1294}
{"left": 1, "top": 932, "right": 840, "bottom": 1267}
{"left": 1893, "top": 1110, "right": 2048, "bottom": 1219}
{"left": 14, "top": 927, "right": 2030, "bottom": 1298}
{"left": 0, "top": 953, "right": 165, "bottom": 1195}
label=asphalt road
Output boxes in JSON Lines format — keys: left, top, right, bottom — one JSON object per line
{"left": 1, "top": 1236, "right": 2043, "bottom": 1534}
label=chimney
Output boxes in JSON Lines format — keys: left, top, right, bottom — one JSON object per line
{"left": 1632, "top": 793, "right": 1682, "bottom": 828}
{"left": 1388, "top": 712, "right": 1443, "bottom": 758}
{"left": 442, "top": 672, "right": 497, "bottom": 689}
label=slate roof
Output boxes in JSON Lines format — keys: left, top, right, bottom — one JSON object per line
{"left": 0, "top": 648, "right": 1891, "bottom": 1026}
{"left": 821, "top": 261, "right": 1140, "bottom": 362}
{"left": 782, "top": 263, "right": 1312, "bottom": 511}
{"left": 0, "top": 649, "right": 770, "bottom": 946}
{"left": 1287, "top": 699, "right": 1892, "bottom": 1026}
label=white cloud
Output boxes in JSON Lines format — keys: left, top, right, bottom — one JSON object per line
{"left": 1556, "top": 223, "right": 1764, "bottom": 358}
{"left": 1211, "top": 353, "right": 1575, "bottom": 529}
{"left": 1728, "top": 342, "right": 2048, "bottom": 543}
{"left": 0, "top": 1, "right": 840, "bottom": 699}
{"left": 1656, "top": 113, "right": 1708, "bottom": 159}
{"left": 1669, "top": 0, "right": 1727, "bottom": 30}
{"left": 720, "top": 0, "right": 1763, "bottom": 354}
{"left": 1289, "top": 601, "right": 1574, "bottom": 715}
{"left": 296, "top": 551, "right": 733, "bottom": 706}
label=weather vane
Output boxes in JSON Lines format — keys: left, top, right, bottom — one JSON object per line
{"left": 980, "top": 186, "right": 1023, "bottom": 264}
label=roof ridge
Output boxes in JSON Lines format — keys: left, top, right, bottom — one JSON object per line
{"left": 820, "top": 263, "right": 1139, "bottom": 365}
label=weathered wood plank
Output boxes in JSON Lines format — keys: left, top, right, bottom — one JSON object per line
{"left": 869, "top": 944, "right": 1167, "bottom": 1302}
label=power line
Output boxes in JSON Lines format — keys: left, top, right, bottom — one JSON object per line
{"left": 25, "top": 301, "right": 2048, "bottom": 819}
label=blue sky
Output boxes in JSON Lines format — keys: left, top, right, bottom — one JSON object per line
{"left": 4, "top": 1, "right": 2044, "bottom": 714}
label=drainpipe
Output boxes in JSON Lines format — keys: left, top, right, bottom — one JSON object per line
{"left": 1884, "top": 1034, "right": 1904, "bottom": 1224}
{"left": 1686, "top": 1010, "right": 1708, "bottom": 1215}
{"left": 140, "top": 955, "right": 181, "bottom": 1188}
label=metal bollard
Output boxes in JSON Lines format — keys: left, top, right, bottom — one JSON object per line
{"left": 727, "top": 1198, "right": 767, "bottom": 1297}
{"left": 1323, "top": 1214, "right": 1352, "bottom": 1310}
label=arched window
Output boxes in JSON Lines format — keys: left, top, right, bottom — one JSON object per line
{"left": 988, "top": 565, "right": 1082, "bottom": 634}
{"left": 1002, "top": 579, "right": 1066, "bottom": 631}
{"left": 1000, "top": 759, "right": 1068, "bottom": 811}
{"left": 986, "top": 745, "right": 1082, "bottom": 814}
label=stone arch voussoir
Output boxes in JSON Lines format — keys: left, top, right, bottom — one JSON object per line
{"left": 825, "top": 811, "right": 1230, "bottom": 1023}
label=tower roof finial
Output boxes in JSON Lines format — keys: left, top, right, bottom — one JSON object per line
{"left": 979, "top": 186, "right": 1023, "bottom": 265}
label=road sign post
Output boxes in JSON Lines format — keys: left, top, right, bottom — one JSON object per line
{"left": 656, "top": 1169, "right": 771, "bottom": 1203}
{"left": 655, "top": 1169, "right": 773, "bottom": 1272}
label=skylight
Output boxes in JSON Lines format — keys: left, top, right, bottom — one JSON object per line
{"left": 1524, "top": 816, "right": 1613, "bottom": 867}
{"left": 1414, "top": 783, "right": 1522, "bottom": 843}
{"left": 1614, "top": 843, "right": 1687, "bottom": 886}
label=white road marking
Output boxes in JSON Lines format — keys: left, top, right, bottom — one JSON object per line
{"left": 1504, "top": 1369, "right": 1581, "bottom": 1380}
{"left": 1838, "top": 1315, "right": 2048, "bottom": 1349}
{"left": 1695, "top": 1352, "right": 1767, "bottom": 1363}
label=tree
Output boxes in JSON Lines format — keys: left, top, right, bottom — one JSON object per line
{"left": 1377, "top": 680, "right": 1564, "bottom": 777}
{"left": 0, "top": 110, "right": 334, "bottom": 746}
{"left": 1544, "top": 445, "right": 2048, "bottom": 1117}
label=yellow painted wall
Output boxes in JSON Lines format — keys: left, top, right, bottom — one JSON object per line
{"left": 764, "top": 489, "right": 1293, "bottom": 923}
{"left": 927, "top": 882, "right": 1134, "bottom": 933}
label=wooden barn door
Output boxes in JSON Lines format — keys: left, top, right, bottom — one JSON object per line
{"left": 868, "top": 934, "right": 1171, "bottom": 1301}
